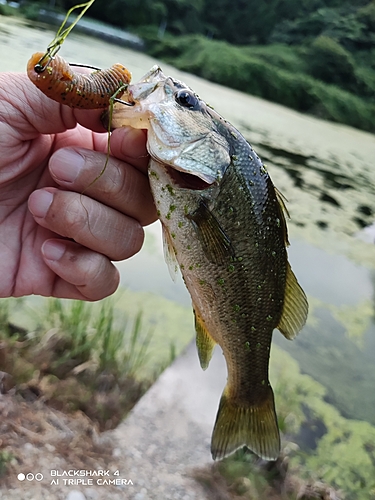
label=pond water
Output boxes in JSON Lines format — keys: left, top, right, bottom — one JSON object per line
{"left": 1, "top": 15, "right": 375, "bottom": 431}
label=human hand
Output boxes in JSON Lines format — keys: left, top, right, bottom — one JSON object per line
{"left": 0, "top": 73, "right": 156, "bottom": 301}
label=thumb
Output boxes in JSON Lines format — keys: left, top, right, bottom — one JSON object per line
{"left": 0, "top": 73, "right": 105, "bottom": 142}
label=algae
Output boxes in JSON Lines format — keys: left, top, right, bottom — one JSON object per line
{"left": 271, "top": 346, "right": 375, "bottom": 500}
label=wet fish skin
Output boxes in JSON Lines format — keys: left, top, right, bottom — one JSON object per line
{"left": 110, "top": 67, "right": 308, "bottom": 461}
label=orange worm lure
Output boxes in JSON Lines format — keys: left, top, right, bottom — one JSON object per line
{"left": 27, "top": 52, "right": 132, "bottom": 109}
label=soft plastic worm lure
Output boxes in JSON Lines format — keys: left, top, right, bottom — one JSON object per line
{"left": 27, "top": 52, "right": 132, "bottom": 109}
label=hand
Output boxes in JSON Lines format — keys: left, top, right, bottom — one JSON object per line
{"left": 0, "top": 73, "right": 156, "bottom": 301}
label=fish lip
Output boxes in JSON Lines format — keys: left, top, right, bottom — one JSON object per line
{"left": 128, "top": 82, "right": 157, "bottom": 102}
{"left": 127, "top": 66, "right": 167, "bottom": 102}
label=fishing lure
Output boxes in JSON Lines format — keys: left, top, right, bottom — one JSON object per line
{"left": 27, "top": 52, "right": 132, "bottom": 109}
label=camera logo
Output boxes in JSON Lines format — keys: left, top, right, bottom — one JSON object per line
{"left": 17, "top": 473, "right": 44, "bottom": 481}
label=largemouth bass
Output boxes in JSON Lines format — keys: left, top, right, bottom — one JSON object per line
{"left": 110, "top": 66, "right": 308, "bottom": 461}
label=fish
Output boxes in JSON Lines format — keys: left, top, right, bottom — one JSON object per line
{"left": 109, "top": 66, "right": 308, "bottom": 461}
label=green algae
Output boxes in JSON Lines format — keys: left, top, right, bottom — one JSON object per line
{"left": 271, "top": 346, "right": 375, "bottom": 500}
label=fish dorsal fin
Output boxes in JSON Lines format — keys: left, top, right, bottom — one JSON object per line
{"left": 194, "top": 308, "right": 216, "bottom": 370}
{"left": 187, "top": 198, "right": 235, "bottom": 264}
{"left": 277, "top": 262, "right": 308, "bottom": 340}
{"left": 162, "top": 223, "right": 178, "bottom": 281}
{"left": 274, "top": 187, "right": 290, "bottom": 247}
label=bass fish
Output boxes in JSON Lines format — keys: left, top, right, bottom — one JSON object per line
{"left": 110, "top": 66, "right": 308, "bottom": 461}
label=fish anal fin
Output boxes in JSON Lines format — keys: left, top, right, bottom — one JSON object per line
{"left": 194, "top": 309, "right": 216, "bottom": 370}
{"left": 211, "top": 385, "right": 280, "bottom": 461}
{"left": 187, "top": 198, "right": 235, "bottom": 264}
{"left": 277, "top": 262, "right": 308, "bottom": 340}
{"left": 162, "top": 223, "right": 178, "bottom": 282}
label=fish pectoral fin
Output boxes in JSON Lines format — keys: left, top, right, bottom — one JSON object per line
{"left": 277, "top": 262, "right": 308, "bottom": 340}
{"left": 211, "top": 385, "right": 280, "bottom": 461}
{"left": 187, "top": 198, "right": 235, "bottom": 264}
{"left": 162, "top": 223, "right": 179, "bottom": 282}
{"left": 194, "top": 309, "right": 216, "bottom": 370}
{"left": 275, "top": 187, "right": 290, "bottom": 246}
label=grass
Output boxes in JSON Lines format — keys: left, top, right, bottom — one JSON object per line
{"left": 32, "top": 296, "right": 153, "bottom": 378}
{"left": 194, "top": 448, "right": 342, "bottom": 500}
{"left": 0, "top": 296, "right": 154, "bottom": 432}
{"left": 0, "top": 4, "right": 17, "bottom": 17}
{"left": 0, "top": 293, "right": 181, "bottom": 480}
{"left": 0, "top": 450, "right": 14, "bottom": 479}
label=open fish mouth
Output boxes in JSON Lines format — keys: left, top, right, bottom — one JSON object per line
{"left": 163, "top": 165, "right": 214, "bottom": 191}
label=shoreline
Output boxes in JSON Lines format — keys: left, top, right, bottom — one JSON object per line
{"left": 37, "top": 8, "right": 144, "bottom": 50}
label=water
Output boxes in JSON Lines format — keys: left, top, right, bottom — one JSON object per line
{"left": 1, "top": 15, "right": 375, "bottom": 426}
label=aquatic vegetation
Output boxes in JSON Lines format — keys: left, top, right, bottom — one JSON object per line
{"left": 329, "top": 299, "right": 374, "bottom": 347}
{"left": 274, "top": 304, "right": 375, "bottom": 427}
{"left": 194, "top": 348, "right": 375, "bottom": 500}
{"left": 194, "top": 346, "right": 375, "bottom": 500}
{"left": 272, "top": 348, "right": 375, "bottom": 500}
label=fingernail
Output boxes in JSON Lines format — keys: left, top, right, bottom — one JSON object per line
{"left": 42, "top": 240, "right": 66, "bottom": 261}
{"left": 28, "top": 189, "right": 54, "bottom": 218}
{"left": 50, "top": 149, "right": 85, "bottom": 183}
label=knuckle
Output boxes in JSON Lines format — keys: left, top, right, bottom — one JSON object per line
{"left": 112, "top": 223, "right": 144, "bottom": 261}
{"left": 80, "top": 257, "right": 119, "bottom": 300}
{"left": 62, "top": 197, "right": 90, "bottom": 238}
{"left": 90, "top": 160, "right": 125, "bottom": 200}
{"left": 106, "top": 161, "right": 132, "bottom": 201}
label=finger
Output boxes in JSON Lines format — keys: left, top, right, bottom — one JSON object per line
{"left": 109, "top": 127, "right": 149, "bottom": 174}
{"left": 28, "top": 188, "right": 144, "bottom": 261}
{"left": 42, "top": 239, "right": 119, "bottom": 301}
{"left": 2, "top": 74, "right": 106, "bottom": 138}
{"left": 49, "top": 145, "right": 157, "bottom": 226}
{"left": 74, "top": 108, "right": 107, "bottom": 134}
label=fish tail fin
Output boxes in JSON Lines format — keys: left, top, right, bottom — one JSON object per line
{"left": 211, "top": 385, "right": 280, "bottom": 461}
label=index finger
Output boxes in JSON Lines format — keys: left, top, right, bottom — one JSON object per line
{"left": 108, "top": 127, "right": 149, "bottom": 174}
{"left": 49, "top": 142, "right": 156, "bottom": 227}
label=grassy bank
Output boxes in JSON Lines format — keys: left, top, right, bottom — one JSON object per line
{"left": 1, "top": 294, "right": 374, "bottom": 498}
{"left": 0, "top": 297, "right": 154, "bottom": 432}
{"left": 144, "top": 33, "right": 375, "bottom": 133}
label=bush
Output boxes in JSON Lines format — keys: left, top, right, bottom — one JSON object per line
{"left": 242, "top": 44, "right": 308, "bottom": 74}
{"left": 357, "top": 0, "right": 375, "bottom": 31}
{"left": 308, "top": 35, "right": 357, "bottom": 86}
{"left": 147, "top": 34, "right": 375, "bottom": 132}
{"left": 19, "top": 2, "right": 43, "bottom": 21}
{"left": 0, "top": 3, "right": 17, "bottom": 16}
{"left": 354, "top": 65, "right": 375, "bottom": 97}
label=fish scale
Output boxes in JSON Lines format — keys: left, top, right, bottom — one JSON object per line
{"left": 110, "top": 65, "right": 308, "bottom": 461}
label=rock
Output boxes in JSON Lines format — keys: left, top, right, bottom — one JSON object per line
{"left": 66, "top": 490, "right": 87, "bottom": 500}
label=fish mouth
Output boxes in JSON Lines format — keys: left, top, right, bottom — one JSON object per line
{"left": 164, "top": 165, "right": 213, "bottom": 191}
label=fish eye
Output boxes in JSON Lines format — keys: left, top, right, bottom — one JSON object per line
{"left": 174, "top": 89, "right": 199, "bottom": 109}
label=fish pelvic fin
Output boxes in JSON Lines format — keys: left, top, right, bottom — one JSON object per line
{"left": 211, "top": 385, "right": 280, "bottom": 461}
{"left": 277, "top": 262, "right": 308, "bottom": 340}
{"left": 194, "top": 309, "right": 216, "bottom": 370}
{"left": 161, "top": 223, "right": 179, "bottom": 281}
